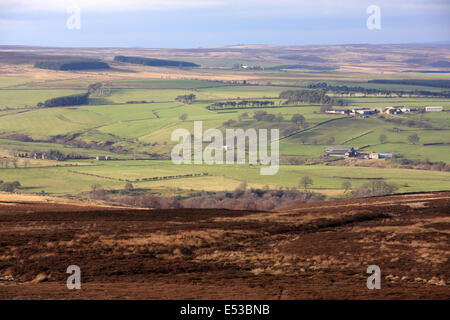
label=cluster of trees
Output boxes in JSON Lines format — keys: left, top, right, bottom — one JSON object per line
{"left": 93, "top": 183, "right": 325, "bottom": 211}
{"left": 48, "top": 133, "right": 139, "bottom": 155}
{"left": 114, "top": 56, "right": 199, "bottom": 67}
{"left": 221, "top": 111, "right": 306, "bottom": 132}
{"left": 223, "top": 119, "right": 236, "bottom": 127}
{"left": 175, "top": 94, "right": 196, "bottom": 104}
{"left": 0, "top": 180, "right": 21, "bottom": 193}
{"left": 291, "top": 114, "right": 305, "bottom": 126}
{"left": 299, "top": 176, "right": 314, "bottom": 191}
{"left": 4, "top": 133, "right": 33, "bottom": 142}
{"left": 238, "top": 112, "right": 249, "bottom": 121}
{"left": 126, "top": 100, "right": 149, "bottom": 104}
{"left": 26, "top": 150, "right": 88, "bottom": 161}
{"left": 281, "top": 125, "right": 299, "bottom": 137}
{"left": 88, "top": 82, "right": 111, "bottom": 96}
{"left": 279, "top": 89, "right": 346, "bottom": 106}
{"left": 310, "top": 82, "right": 450, "bottom": 98}
{"left": 0, "top": 157, "right": 26, "bottom": 168}
{"left": 34, "top": 59, "right": 110, "bottom": 71}
{"left": 351, "top": 181, "right": 399, "bottom": 198}
{"left": 38, "top": 93, "right": 89, "bottom": 108}
{"left": 135, "top": 173, "right": 208, "bottom": 183}
{"left": 280, "top": 114, "right": 307, "bottom": 136}
{"left": 408, "top": 133, "right": 420, "bottom": 145}
{"left": 390, "top": 158, "right": 450, "bottom": 172}
{"left": 379, "top": 115, "right": 432, "bottom": 129}
{"left": 379, "top": 134, "right": 387, "bottom": 144}
{"left": 309, "top": 82, "right": 395, "bottom": 95}
{"left": 207, "top": 100, "right": 275, "bottom": 110}
{"left": 33, "top": 150, "right": 65, "bottom": 161}
{"left": 252, "top": 110, "right": 284, "bottom": 122}
{"left": 334, "top": 155, "right": 450, "bottom": 172}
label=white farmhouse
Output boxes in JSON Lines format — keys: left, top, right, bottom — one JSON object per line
{"left": 425, "top": 106, "right": 443, "bottom": 112}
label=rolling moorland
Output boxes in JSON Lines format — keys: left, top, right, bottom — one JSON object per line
{"left": 0, "top": 44, "right": 449, "bottom": 204}
{"left": 0, "top": 191, "right": 448, "bottom": 299}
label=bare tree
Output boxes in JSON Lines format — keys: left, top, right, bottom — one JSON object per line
{"left": 299, "top": 176, "right": 313, "bottom": 191}
{"left": 11, "top": 158, "right": 18, "bottom": 168}
{"left": 342, "top": 181, "right": 352, "bottom": 193}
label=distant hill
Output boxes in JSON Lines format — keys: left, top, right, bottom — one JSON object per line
{"left": 368, "top": 79, "right": 450, "bottom": 89}
{"left": 114, "top": 55, "right": 200, "bottom": 68}
{"left": 266, "top": 64, "right": 337, "bottom": 71}
{"left": 429, "top": 61, "right": 450, "bottom": 68}
{"left": 279, "top": 54, "right": 328, "bottom": 62}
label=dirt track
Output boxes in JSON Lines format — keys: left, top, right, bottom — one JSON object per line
{"left": 0, "top": 192, "right": 449, "bottom": 299}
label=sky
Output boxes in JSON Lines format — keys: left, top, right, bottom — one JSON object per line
{"left": 0, "top": 0, "right": 449, "bottom": 48}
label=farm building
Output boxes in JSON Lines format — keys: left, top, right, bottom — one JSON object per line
{"left": 325, "top": 109, "right": 349, "bottom": 115}
{"left": 324, "top": 147, "right": 357, "bottom": 158}
{"left": 356, "top": 109, "right": 377, "bottom": 115}
{"left": 33, "top": 152, "right": 46, "bottom": 160}
{"left": 425, "top": 106, "right": 443, "bottom": 112}
{"left": 369, "top": 152, "right": 393, "bottom": 159}
{"left": 385, "top": 107, "right": 403, "bottom": 115}
{"left": 96, "top": 155, "right": 110, "bottom": 161}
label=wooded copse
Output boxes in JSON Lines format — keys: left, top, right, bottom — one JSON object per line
{"left": 34, "top": 59, "right": 110, "bottom": 71}
{"left": 90, "top": 184, "right": 325, "bottom": 211}
{"left": 175, "top": 94, "right": 196, "bottom": 104}
{"left": 114, "top": 55, "right": 199, "bottom": 67}
{"left": 279, "top": 89, "right": 346, "bottom": 106}
{"left": 39, "top": 92, "right": 89, "bottom": 108}
{"left": 88, "top": 82, "right": 111, "bottom": 96}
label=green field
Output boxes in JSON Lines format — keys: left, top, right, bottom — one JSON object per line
{"left": 0, "top": 65, "right": 449, "bottom": 198}
{"left": 1, "top": 160, "right": 449, "bottom": 195}
{"left": 0, "top": 88, "right": 85, "bottom": 109}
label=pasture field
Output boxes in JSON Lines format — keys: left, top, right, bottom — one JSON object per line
{"left": 1, "top": 160, "right": 449, "bottom": 196}
{"left": 0, "top": 45, "right": 449, "bottom": 199}
{"left": 0, "top": 88, "right": 85, "bottom": 109}
{"left": 0, "top": 77, "right": 34, "bottom": 88}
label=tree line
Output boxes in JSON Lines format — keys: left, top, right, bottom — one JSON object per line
{"left": 0, "top": 180, "right": 21, "bottom": 193}
{"left": 279, "top": 89, "right": 346, "bottom": 106}
{"left": 89, "top": 182, "right": 325, "bottom": 211}
{"left": 368, "top": 79, "right": 450, "bottom": 89}
{"left": 309, "top": 82, "right": 450, "bottom": 98}
{"left": 19, "top": 149, "right": 88, "bottom": 161}
{"left": 207, "top": 100, "right": 275, "bottom": 110}
{"left": 114, "top": 55, "right": 199, "bottom": 68}
{"left": 34, "top": 59, "right": 110, "bottom": 71}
